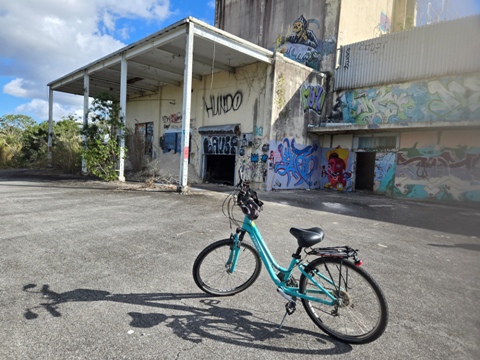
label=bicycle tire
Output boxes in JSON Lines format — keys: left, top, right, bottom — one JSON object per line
{"left": 299, "top": 258, "right": 388, "bottom": 344}
{"left": 193, "top": 239, "right": 261, "bottom": 296}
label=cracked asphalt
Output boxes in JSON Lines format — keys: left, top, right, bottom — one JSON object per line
{"left": 1, "top": 169, "right": 479, "bottom": 359}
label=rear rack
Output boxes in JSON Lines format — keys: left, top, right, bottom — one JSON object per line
{"left": 306, "top": 246, "right": 363, "bottom": 266}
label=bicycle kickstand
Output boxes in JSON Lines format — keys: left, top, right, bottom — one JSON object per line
{"left": 278, "top": 301, "right": 296, "bottom": 330}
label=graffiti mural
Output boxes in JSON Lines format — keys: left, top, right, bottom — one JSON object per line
{"left": 338, "top": 74, "right": 480, "bottom": 125}
{"left": 394, "top": 144, "right": 480, "bottom": 202}
{"left": 203, "top": 91, "right": 243, "bottom": 118}
{"left": 319, "top": 147, "right": 353, "bottom": 191}
{"left": 275, "top": 15, "right": 336, "bottom": 71}
{"left": 162, "top": 112, "right": 182, "bottom": 129}
{"left": 203, "top": 135, "right": 238, "bottom": 155}
{"left": 267, "top": 138, "right": 321, "bottom": 190}
{"left": 379, "top": 12, "right": 391, "bottom": 33}
{"left": 301, "top": 83, "right": 326, "bottom": 115}
{"left": 374, "top": 152, "right": 396, "bottom": 194}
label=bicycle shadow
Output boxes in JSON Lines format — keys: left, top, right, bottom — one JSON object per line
{"left": 22, "top": 283, "right": 352, "bottom": 355}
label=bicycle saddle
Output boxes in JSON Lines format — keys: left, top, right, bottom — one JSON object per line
{"left": 289, "top": 227, "right": 325, "bottom": 248}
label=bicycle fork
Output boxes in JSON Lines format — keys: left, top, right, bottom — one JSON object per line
{"left": 226, "top": 231, "right": 245, "bottom": 273}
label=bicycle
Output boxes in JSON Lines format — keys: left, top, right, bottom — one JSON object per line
{"left": 192, "top": 173, "right": 388, "bottom": 344}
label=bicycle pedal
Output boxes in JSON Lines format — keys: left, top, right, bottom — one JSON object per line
{"left": 285, "top": 300, "right": 296, "bottom": 315}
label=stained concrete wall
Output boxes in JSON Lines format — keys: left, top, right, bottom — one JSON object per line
{"left": 215, "top": 0, "right": 340, "bottom": 74}
{"left": 125, "top": 62, "right": 274, "bottom": 182}
{"left": 337, "top": 0, "right": 394, "bottom": 48}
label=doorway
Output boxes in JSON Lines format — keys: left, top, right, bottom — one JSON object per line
{"left": 205, "top": 155, "right": 235, "bottom": 184}
{"left": 355, "top": 152, "right": 376, "bottom": 190}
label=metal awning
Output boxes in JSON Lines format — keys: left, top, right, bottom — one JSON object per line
{"left": 48, "top": 17, "right": 273, "bottom": 99}
{"left": 47, "top": 17, "right": 274, "bottom": 189}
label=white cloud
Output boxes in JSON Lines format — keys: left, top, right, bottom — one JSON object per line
{"left": 0, "top": 0, "right": 173, "bottom": 120}
{"left": 16, "top": 99, "right": 78, "bottom": 122}
{"left": 4, "top": 79, "right": 30, "bottom": 98}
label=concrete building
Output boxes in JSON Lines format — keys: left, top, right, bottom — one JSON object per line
{"left": 47, "top": 1, "right": 480, "bottom": 203}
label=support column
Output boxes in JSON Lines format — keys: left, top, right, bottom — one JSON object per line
{"left": 82, "top": 72, "right": 89, "bottom": 175}
{"left": 179, "top": 21, "right": 194, "bottom": 192}
{"left": 118, "top": 53, "right": 127, "bottom": 182}
{"left": 47, "top": 87, "right": 53, "bottom": 167}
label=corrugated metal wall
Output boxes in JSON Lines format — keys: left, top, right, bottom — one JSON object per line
{"left": 334, "top": 15, "right": 480, "bottom": 91}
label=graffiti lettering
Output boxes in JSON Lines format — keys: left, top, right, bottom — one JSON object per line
{"left": 273, "top": 138, "right": 319, "bottom": 187}
{"left": 203, "top": 135, "right": 237, "bottom": 155}
{"left": 162, "top": 112, "right": 182, "bottom": 129}
{"left": 344, "top": 47, "right": 350, "bottom": 69}
{"left": 395, "top": 145, "right": 480, "bottom": 202}
{"left": 203, "top": 91, "right": 243, "bottom": 118}
{"left": 339, "top": 74, "right": 480, "bottom": 125}
{"left": 359, "top": 42, "right": 386, "bottom": 54}
{"left": 301, "top": 83, "right": 326, "bottom": 115}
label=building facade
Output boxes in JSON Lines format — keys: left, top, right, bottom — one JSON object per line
{"left": 48, "top": 1, "right": 480, "bottom": 203}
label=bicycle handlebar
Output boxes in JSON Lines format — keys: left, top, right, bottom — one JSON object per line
{"left": 235, "top": 167, "right": 263, "bottom": 220}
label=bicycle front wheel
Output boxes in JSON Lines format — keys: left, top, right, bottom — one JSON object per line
{"left": 299, "top": 258, "right": 388, "bottom": 344}
{"left": 193, "top": 239, "right": 261, "bottom": 296}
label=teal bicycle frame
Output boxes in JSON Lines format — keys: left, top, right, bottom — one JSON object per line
{"left": 229, "top": 214, "right": 338, "bottom": 306}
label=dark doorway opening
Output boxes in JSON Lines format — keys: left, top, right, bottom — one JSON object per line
{"left": 355, "top": 152, "right": 376, "bottom": 190}
{"left": 206, "top": 155, "right": 235, "bottom": 185}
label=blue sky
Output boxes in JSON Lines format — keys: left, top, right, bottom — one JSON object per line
{"left": 0, "top": 0, "right": 215, "bottom": 122}
{"left": 0, "top": 0, "right": 479, "bottom": 122}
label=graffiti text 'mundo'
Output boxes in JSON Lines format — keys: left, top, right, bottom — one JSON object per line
{"left": 204, "top": 91, "right": 243, "bottom": 118}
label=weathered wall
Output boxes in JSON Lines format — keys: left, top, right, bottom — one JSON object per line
{"left": 215, "top": 0, "right": 339, "bottom": 73}
{"left": 395, "top": 130, "right": 480, "bottom": 202}
{"left": 264, "top": 54, "right": 327, "bottom": 190}
{"left": 337, "top": 0, "right": 394, "bottom": 47}
{"left": 336, "top": 74, "right": 480, "bottom": 126}
{"left": 125, "top": 62, "right": 273, "bottom": 182}
{"left": 271, "top": 55, "right": 326, "bottom": 142}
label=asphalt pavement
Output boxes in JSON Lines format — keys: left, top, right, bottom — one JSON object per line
{"left": 1, "top": 170, "right": 479, "bottom": 359}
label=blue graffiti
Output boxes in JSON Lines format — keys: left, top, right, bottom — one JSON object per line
{"left": 274, "top": 138, "right": 319, "bottom": 186}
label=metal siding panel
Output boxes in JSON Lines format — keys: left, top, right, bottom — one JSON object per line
{"left": 334, "top": 15, "right": 480, "bottom": 90}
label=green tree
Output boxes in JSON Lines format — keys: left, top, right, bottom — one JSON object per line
{"left": 19, "top": 121, "right": 50, "bottom": 167}
{"left": 0, "top": 114, "right": 36, "bottom": 167}
{"left": 52, "top": 116, "right": 82, "bottom": 173}
{"left": 82, "top": 93, "right": 125, "bottom": 181}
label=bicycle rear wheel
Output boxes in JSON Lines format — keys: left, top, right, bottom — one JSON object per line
{"left": 193, "top": 239, "right": 261, "bottom": 296}
{"left": 299, "top": 258, "right": 388, "bottom": 344}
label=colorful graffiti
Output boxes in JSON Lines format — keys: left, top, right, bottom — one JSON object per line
{"left": 394, "top": 144, "right": 480, "bottom": 202}
{"left": 339, "top": 74, "right": 480, "bottom": 125}
{"left": 203, "top": 91, "right": 243, "bottom": 118}
{"left": 267, "top": 138, "right": 321, "bottom": 190}
{"left": 275, "top": 15, "right": 336, "bottom": 71}
{"left": 379, "top": 12, "right": 391, "bottom": 33}
{"left": 301, "top": 83, "right": 326, "bottom": 115}
{"left": 374, "top": 152, "right": 396, "bottom": 193}
{"left": 320, "top": 147, "right": 353, "bottom": 191}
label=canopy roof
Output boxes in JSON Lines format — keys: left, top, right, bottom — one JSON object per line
{"left": 48, "top": 17, "right": 274, "bottom": 99}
